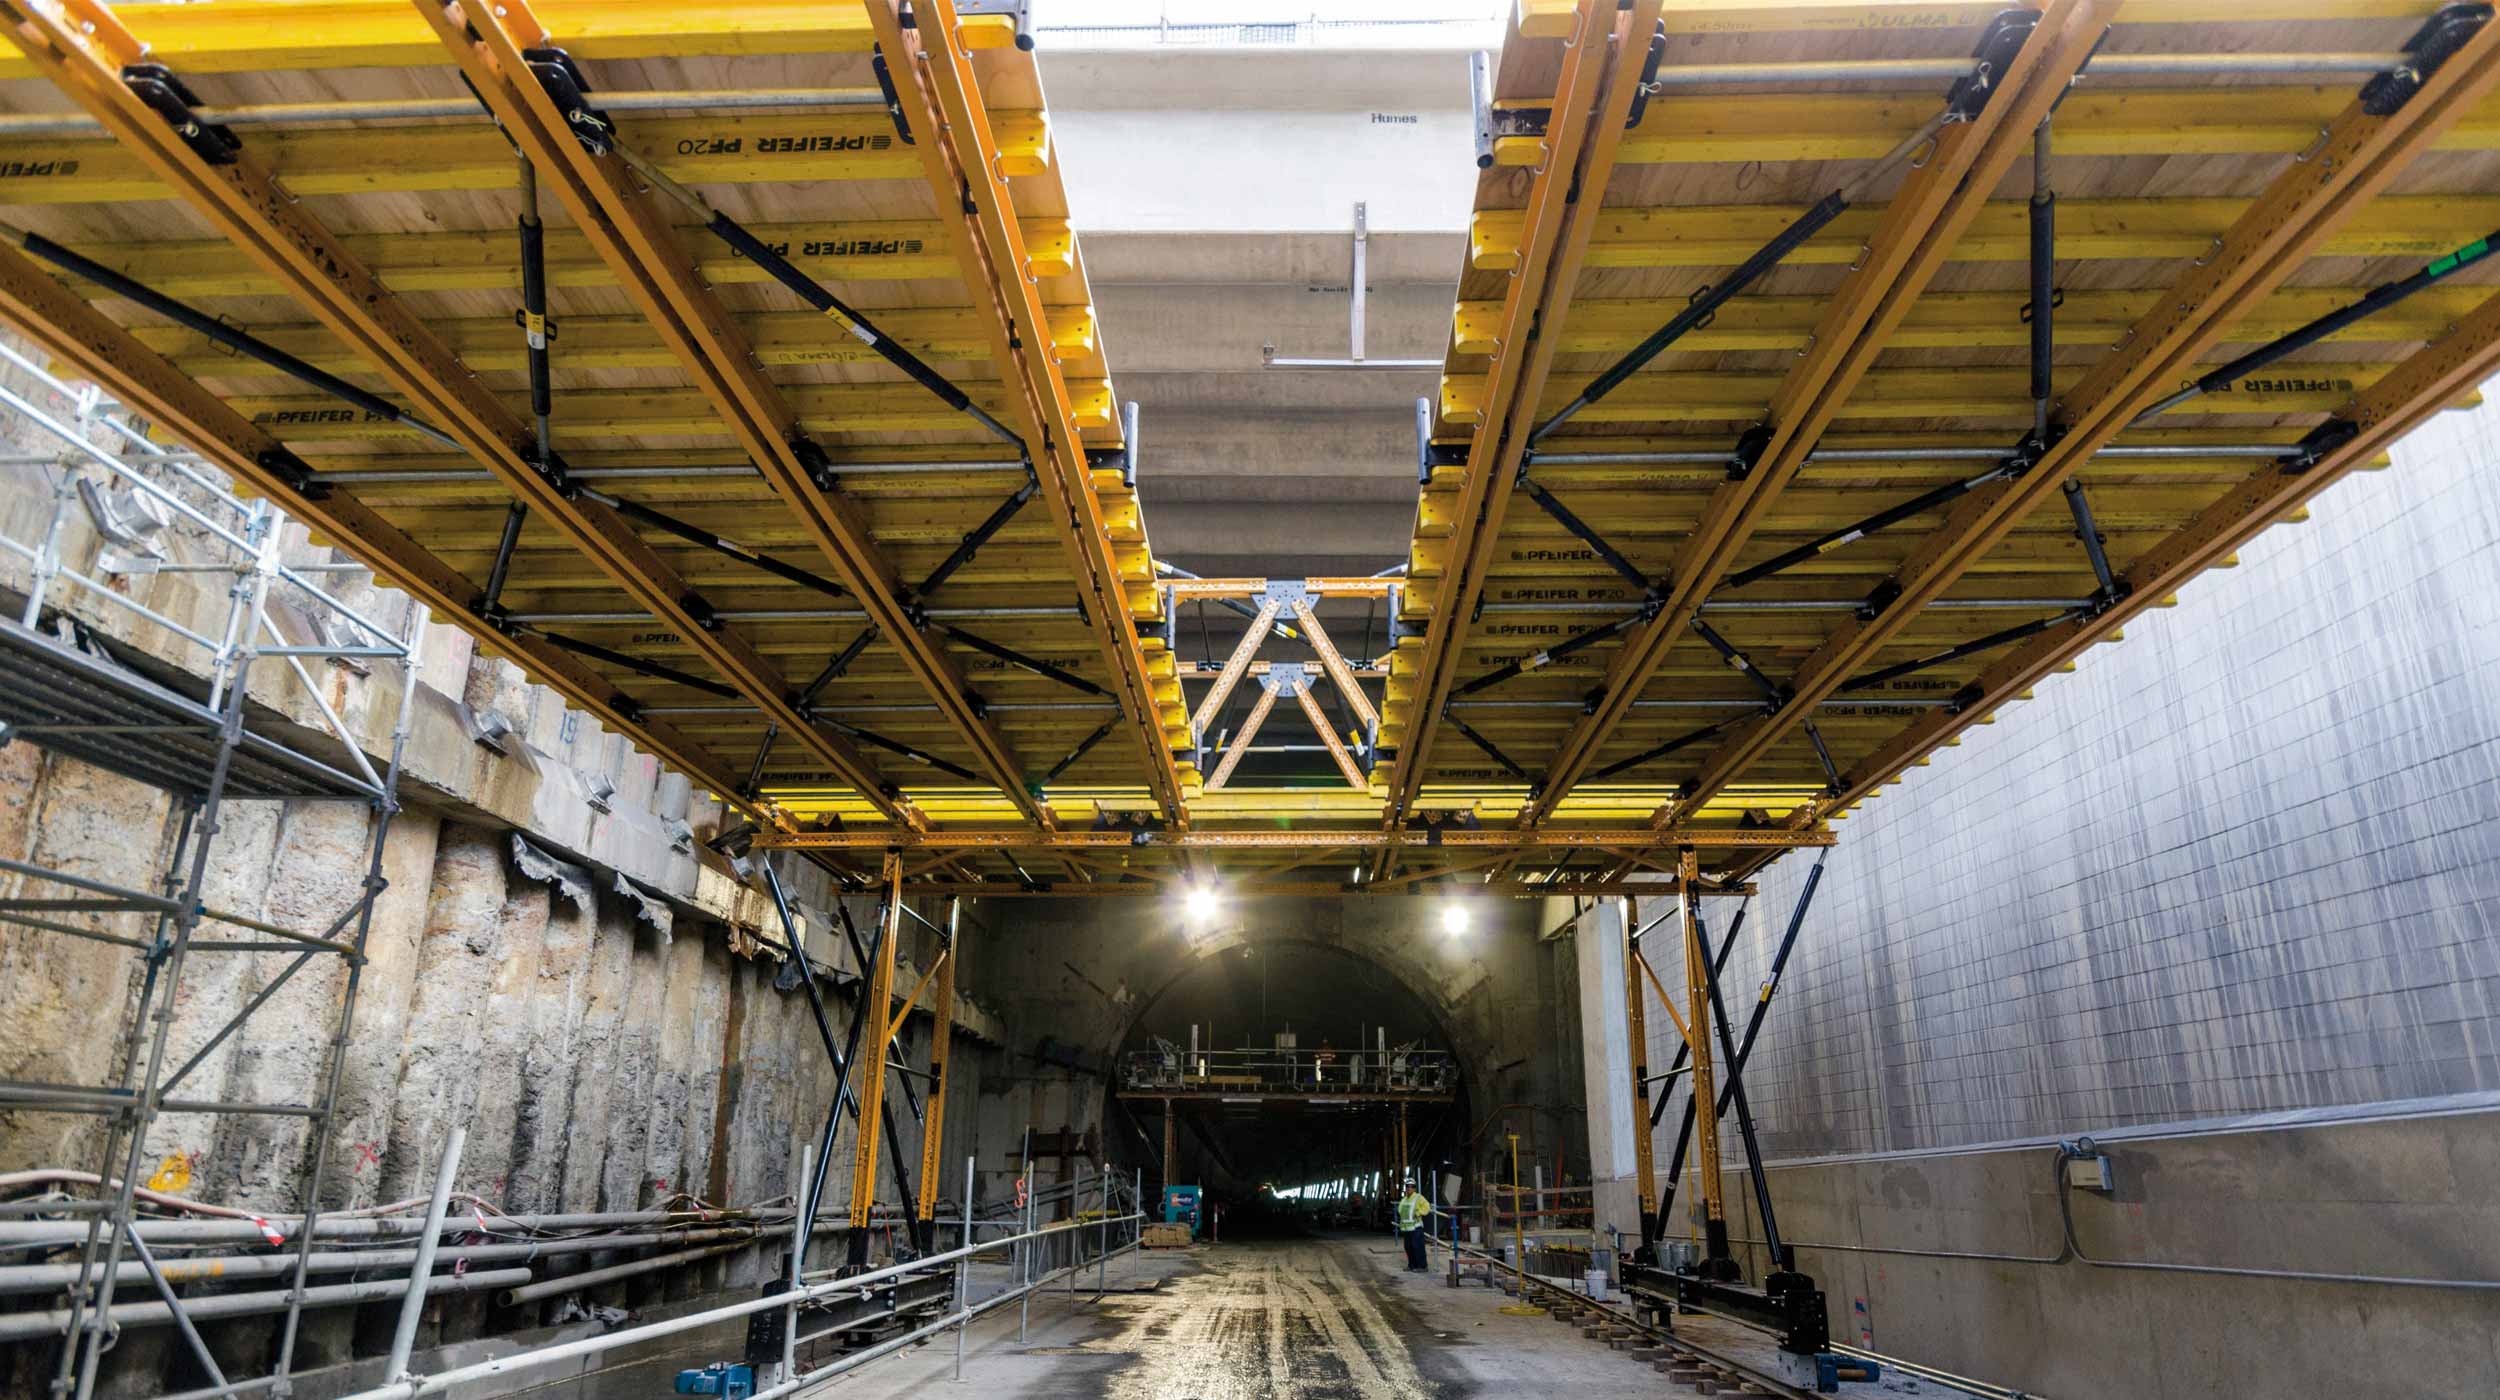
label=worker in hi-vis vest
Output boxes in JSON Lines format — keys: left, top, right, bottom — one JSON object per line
{"left": 1396, "top": 1182, "right": 1434, "bottom": 1272}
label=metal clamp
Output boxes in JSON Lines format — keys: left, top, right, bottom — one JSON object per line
{"left": 520, "top": 47, "right": 617, "bottom": 156}
{"left": 120, "top": 64, "right": 240, "bottom": 165}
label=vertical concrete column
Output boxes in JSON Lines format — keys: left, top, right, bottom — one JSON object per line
{"left": 1574, "top": 897, "right": 1640, "bottom": 1239}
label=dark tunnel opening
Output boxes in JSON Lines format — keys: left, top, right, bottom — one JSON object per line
{"left": 1101, "top": 939, "right": 1474, "bottom": 1238}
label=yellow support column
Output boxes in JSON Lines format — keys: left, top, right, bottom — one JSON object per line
{"left": 1623, "top": 895, "right": 1658, "bottom": 1248}
{"left": 913, "top": 897, "right": 961, "bottom": 1227}
{"left": 1679, "top": 849, "right": 1730, "bottom": 1268}
{"left": 848, "top": 856, "right": 905, "bottom": 1260}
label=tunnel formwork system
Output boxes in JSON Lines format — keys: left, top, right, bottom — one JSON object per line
{"left": 0, "top": 0, "right": 2492, "bottom": 1395}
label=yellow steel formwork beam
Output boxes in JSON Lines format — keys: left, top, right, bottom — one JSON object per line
{"left": 133, "top": 307, "right": 1100, "bottom": 378}
{"left": 850, "top": 855, "right": 905, "bottom": 1233}
{"left": 872, "top": 0, "right": 1195, "bottom": 823}
{"left": 428, "top": 0, "right": 1046, "bottom": 822}
{"left": 752, "top": 826, "right": 1832, "bottom": 852}
{"left": 1387, "top": 0, "right": 1660, "bottom": 829}
{"left": 1624, "top": 895, "right": 1659, "bottom": 1229}
{"left": 1678, "top": 849, "right": 1726, "bottom": 1251}
{"left": 1471, "top": 197, "right": 2500, "bottom": 272}
{"left": 1439, "top": 364, "right": 2401, "bottom": 427}
{"left": 0, "top": 0, "right": 1026, "bottom": 82}
{"left": 0, "top": 113, "right": 1051, "bottom": 205}
{"left": 914, "top": 900, "right": 960, "bottom": 1225}
{"left": 1451, "top": 287, "right": 2488, "bottom": 357}
{"left": 1486, "top": 86, "right": 2500, "bottom": 168}
{"left": 66, "top": 219, "right": 1076, "bottom": 300}
{"left": 0, "top": 0, "right": 906, "bottom": 818}
{"left": 0, "top": 229, "right": 767, "bottom": 815}
{"left": 1673, "top": 18, "right": 2500, "bottom": 824}
{"left": 1525, "top": 0, "right": 2115, "bottom": 825}
{"left": 215, "top": 379, "right": 1117, "bottom": 443}
{"left": 1536, "top": 0, "right": 2431, "bottom": 32}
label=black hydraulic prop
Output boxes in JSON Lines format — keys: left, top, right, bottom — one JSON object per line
{"left": 2138, "top": 226, "right": 2499, "bottom": 422}
{"left": 1524, "top": 10, "right": 2041, "bottom": 450}
{"left": 9, "top": 227, "right": 459, "bottom": 449}
{"left": 607, "top": 143, "right": 1021, "bottom": 446}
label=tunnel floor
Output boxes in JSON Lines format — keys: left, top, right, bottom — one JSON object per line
{"left": 820, "top": 1232, "right": 1755, "bottom": 1400}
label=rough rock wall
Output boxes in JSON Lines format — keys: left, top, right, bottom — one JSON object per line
{"left": 0, "top": 736, "right": 835, "bottom": 1222}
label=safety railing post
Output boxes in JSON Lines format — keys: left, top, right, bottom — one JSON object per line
{"left": 783, "top": 1144, "right": 810, "bottom": 1384}
{"left": 385, "top": 1125, "right": 467, "bottom": 1382}
{"left": 954, "top": 1155, "right": 972, "bottom": 1381}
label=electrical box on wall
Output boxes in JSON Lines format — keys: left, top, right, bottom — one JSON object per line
{"left": 2063, "top": 1152, "right": 2115, "bottom": 1192}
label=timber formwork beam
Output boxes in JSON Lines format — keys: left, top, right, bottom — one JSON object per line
{"left": 872, "top": 0, "right": 1192, "bottom": 824}
{"left": 0, "top": 232, "right": 764, "bottom": 813}
{"left": 426, "top": 0, "right": 1041, "bottom": 825}
{"left": 1387, "top": 0, "right": 1666, "bottom": 830}
{"left": 1525, "top": 0, "right": 2115, "bottom": 825}
{"left": 1672, "top": 12, "right": 2500, "bottom": 824}
{"left": 0, "top": 0, "right": 889, "bottom": 814}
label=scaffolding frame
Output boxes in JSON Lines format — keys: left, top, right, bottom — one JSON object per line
{"left": 0, "top": 346, "right": 421, "bottom": 1400}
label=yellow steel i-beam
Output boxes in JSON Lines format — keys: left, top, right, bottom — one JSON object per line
{"left": 1672, "top": 19, "right": 2500, "bottom": 823}
{"left": 914, "top": 899, "right": 960, "bottom": 1225}
{"left": 1526, "top": 0, "right": 2114, "bottom": 825}
{"left": 851, "top": 856, "right": 905, "bottom": 1233}
{"left": 1290, "top": 597, "right": 1380, "bottom": 731}
{"left": 1387, "top": 0, "right": 1663, "bottom": 832}
{"left": 1192, "top": 597, "right": 1279, "bottom": 736}
{"left": 1623, "top": 896, "right": 1659, "bottom": 1230}
{"left": 0, "top": 0, "right": 907, "bottom": 820}
{"left": 425, "top": 0, "right": 1043, "bottom": 823}
{"left": 77, "top": 218, "right": 1074, "bottom": 300}
{"left": 1678, "top": 849, "right": 1726, "bottom": 1251}
{"left": 1291, "top": 682, "right": 1370, "bottom": 792}
{"left": 1806, "top": 284, "right": 2500, "bottom": 843}
{"left": 0, "top": 235, "right": 764, "bottom": 814}
{"left": 749, "top": 825, "right": 1830, "bottom": 852}
{"left": 0, "top": 0, "right": 1018, "bottom": 82}
{"left": 1206, "top": 685, "right": 1278, "bottom": 792}
{"left": 873, "top": 0, "right": 1192, "bottom": 822}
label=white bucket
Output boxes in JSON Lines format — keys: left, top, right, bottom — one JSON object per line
{"left": 1584, "top": 1268, "right": 1610, "bottom": 1302}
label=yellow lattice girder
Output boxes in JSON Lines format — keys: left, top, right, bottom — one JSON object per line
{"left": 135, "top": 306, "right": 1098, "bottom": 377}
{"left": 209, "top": 379, "right": 1119, "bottom": 443}
{"left": 0, "top": 112, "right": 1050, "bottom": 205}
{"left": 64, "top": 220, "right": 1075, "bottom": 300}
{"left": 0, "top": 0, "right": 1020, "bottom": 82}
{"left": 1472, "top": 196, "right": 2500, "bottom": 271}
{"left": 1487, "top": 89, "right": 2500, "bottom": 168}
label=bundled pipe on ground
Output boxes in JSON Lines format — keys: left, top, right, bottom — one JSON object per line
{"left": 0, "top": 1208, "right": 778, "bottom": 1250}
{"left": 0, "top": 1268, "right": 531, "bottom": 1343}
{"left": 0, "top": 1225, "right": 766, "bottom": 1297}
{"left": 498, "top": 1240, "right": 753, "bottom": 1306}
